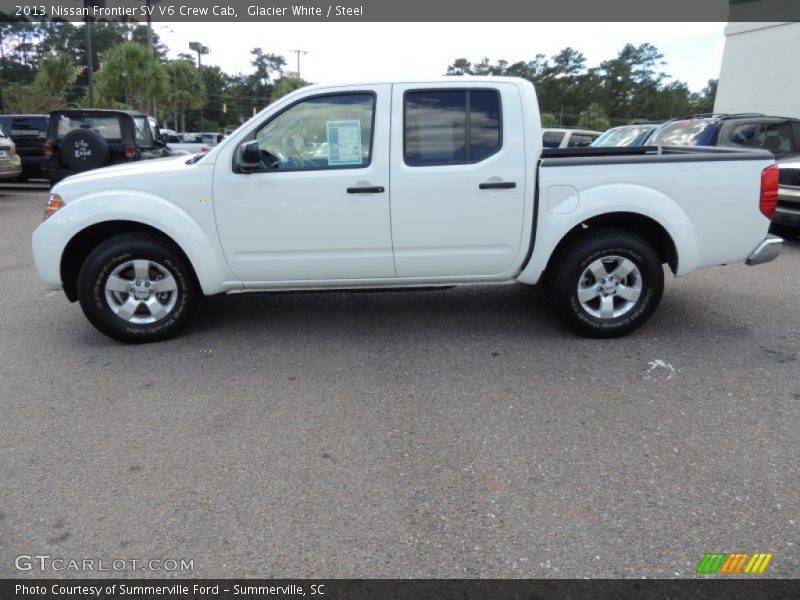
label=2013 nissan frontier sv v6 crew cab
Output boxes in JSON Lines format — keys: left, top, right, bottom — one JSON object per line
{"left": 32, "top": 77, "right": 783, "bottom": 343}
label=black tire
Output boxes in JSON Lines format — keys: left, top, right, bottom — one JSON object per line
{"left": 547, "top": 230, "right": 664, "bottom": 338}
{"left": 77, "top": 234, "right": 198, "bottom": 343}
{"left": 60, "top": 128, "right": 111, "bottom": 172}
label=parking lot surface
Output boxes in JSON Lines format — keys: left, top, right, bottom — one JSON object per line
{"left": 1, "top": 184, "right": 798, "bottom": 578}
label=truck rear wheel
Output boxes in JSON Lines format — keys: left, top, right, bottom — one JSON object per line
{"left": 548, "top": 230, "right": 664, "bottom": 338}
{"left": 77, "top": 234, "right": 198, "bottom": 343}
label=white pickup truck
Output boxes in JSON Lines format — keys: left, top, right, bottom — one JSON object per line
{"left": 32, "top": 77, "right": 783, "bottom": 343}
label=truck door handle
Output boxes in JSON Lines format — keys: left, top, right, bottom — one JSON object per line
{"left": 479, "top": 182, "right": 516, "bottom": 190}
{"left": 347, "top": 186, "right": 385, "bottom": 194}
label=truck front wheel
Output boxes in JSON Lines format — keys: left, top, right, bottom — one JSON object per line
{"left": 548, "top": 230, "right": 664, "bottom": 338}
{"left": 77, "top": 234, "right": 198, "bottom": 343}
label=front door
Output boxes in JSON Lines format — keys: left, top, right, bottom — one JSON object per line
{"left": 213, "top": 85, "right": 394, "bottom": 284}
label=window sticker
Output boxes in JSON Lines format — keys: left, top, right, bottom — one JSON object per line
{"left": 326, "top": 120, "right": 362, "bottom": 166}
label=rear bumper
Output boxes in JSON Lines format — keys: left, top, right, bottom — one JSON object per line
{"left": 746, "top": 234, "right": 783, "bottom": 266}
{"left": 0, "top": 159, "right": 23, "bottom": 179}
{"left": 774, "top": 186, "right": 800, "bottom": 227}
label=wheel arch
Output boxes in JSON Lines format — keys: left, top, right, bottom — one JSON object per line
{"left": 545, "top": 212, "right": 679, "bottom": 281}
{"left": 60, "top": 221, "right": 200, "bottom": 302}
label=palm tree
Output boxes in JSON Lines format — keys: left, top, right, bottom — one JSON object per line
{"left": 95, "top": 41, "right": 167, "bottom": 111}
{"left": 34, "top": 53, "right": 80, "bottom": 108}
{"left": 165, "top": 60, "right": 206, "bottom": 132}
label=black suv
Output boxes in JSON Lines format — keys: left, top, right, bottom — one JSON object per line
{"left": 648, "top": 113, "right": 800, "bottom": 159}
{"left": 42, "top": 109, "right": 175, "bottom": 184}
{"left": 0, "top": 114, "right": 49, "bottom": 180}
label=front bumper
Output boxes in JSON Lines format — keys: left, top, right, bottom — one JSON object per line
{"left": 746, "top": 234, "right": 783, "bottom": 266}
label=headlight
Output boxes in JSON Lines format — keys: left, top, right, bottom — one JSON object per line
{"left": 43, "top": 193, "right": 65, "bottom": 220}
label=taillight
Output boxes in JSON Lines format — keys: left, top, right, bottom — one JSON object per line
{"left": 760, "top": 164, "right": 779, "bottom": 220}
{"left": 201, "top": 145, "right": 210, "bottom": 153}
{"left": 124, "top": 145, "right": 137, "bottom": 159}
{"left": 43, "top": 142, "right": 53, "bottom": 157}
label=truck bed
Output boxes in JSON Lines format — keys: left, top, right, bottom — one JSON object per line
{"left": 541, "top": 145, "right": 774, "bottom": 164}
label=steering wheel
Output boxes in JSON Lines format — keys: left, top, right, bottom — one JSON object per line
{"left": 259, "top": 149, "right": 280, "bottom": 170}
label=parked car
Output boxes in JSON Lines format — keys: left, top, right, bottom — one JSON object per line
{"left": 772, "top": 158, "right": 800, "bottom": 231}
{"left": 0, "top": 129, "right": 23, "bottom": 180}
{"left": 42, "top": 109, "right": 180, "bottom": 185}
{"left": 0, "top": 114, "right": 49, "bottom": 180}
{"left": 160, "top": 129, "right": 210, "bottom": 154}
{"left": 591, "top": 124, "right": 660, "bottom": 148}
{"left": 542, "top": 128, "right": 602, "bottom": 149}
{"left": 33, "top": 77, "right": 781, "bottom": 343}
{"left": 648, "top": 114, "right": 800, "bottom": 159}
{"left": 196, "top": 132, "right": 225, "bottom": 146}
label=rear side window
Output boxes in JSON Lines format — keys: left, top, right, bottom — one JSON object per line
{"left": 650, "top": 119, "right": 715, "bottom": 146}
{"left": 542, "top": 131, "right": 565, "bottom": 148}
{"left": 404, "top": 89, "right": 501, "bottom": 166}
{"left": 57, "top": 115, "right": 122, "bottom": 141}
{"left": 756, "top": 122, "right": 796, "bottom": 154}
{"left": 568, "top": 133, "right": 594, "bottom": 148}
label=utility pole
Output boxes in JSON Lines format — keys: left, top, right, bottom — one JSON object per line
{"left": 84, "top": 16, "right": 94, "bottom": 107}
{"left": 189, "top": 42, "right": 209, "bottom": 130}
{"left": 290, "top": 49, "right": 308, "bottom": 78}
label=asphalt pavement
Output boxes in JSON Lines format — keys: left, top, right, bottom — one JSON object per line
{"left": 1, "top": 183, "right": 798, "bottom": 578}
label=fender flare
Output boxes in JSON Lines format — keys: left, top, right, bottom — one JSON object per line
{"left": 518, "top": 183, "right": 698, "bottom": 285}
{"left": 58, "top": 190, "right": 238, "bottom": 295}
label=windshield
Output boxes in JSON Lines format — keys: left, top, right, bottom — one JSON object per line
{"left": 592, "top": 126, "right": 655, "bottom": 147}
{"left": 649, "top": 119, "right": 715, "bottom": 146}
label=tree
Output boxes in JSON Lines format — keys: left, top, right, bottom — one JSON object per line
{"left": 164, "top": 60, "right": 206, "bottom": 132}
{"left": 34, "top": 53, "right": 80, "bottom": 107}
{"left": 272, "top": 75, "right": 308, "bottom": 100}
{"left": 250, "top": 48, "right": 286, "bottom": 106}
{"left": 578, "top": 102, "right": 611, "bottom": 131}
{"left": 691, "top": 79, "right": 717, "bottom": 114}
{"left": 547, "top": 47, "right": 587, "bottom": 124}
{"left": 95, "top": 41, "right": 167, "bottom": 111}
{"left": 540, "top": 112, "right": 558, "bottom": 127}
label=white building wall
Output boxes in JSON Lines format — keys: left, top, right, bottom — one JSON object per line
{"left": 714, "top": 22, "right": 800, "bottom": 118}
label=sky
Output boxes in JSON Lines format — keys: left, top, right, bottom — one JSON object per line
{"left": 155, "top": 22, "right": 727, "bottom": 92}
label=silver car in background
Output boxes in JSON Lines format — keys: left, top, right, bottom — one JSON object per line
{"left": 591, "top": 123, "right": 660, "bottom": 147}
{"left": 0, "top": 129, "right": 23, "bottom": 180}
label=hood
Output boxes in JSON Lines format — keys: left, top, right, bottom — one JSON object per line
{"left": 53, "top": 154, "right": 210, "bottom": 198}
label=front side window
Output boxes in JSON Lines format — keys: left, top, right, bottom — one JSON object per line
{"left": 726, "top": 123, "right": 758, "bottom": 148}
{"left": 254, "top": 93, "right": 375, "bottom": 171}
{"left": 134, "top": 116, "right": 154, "bottom": 147}
{"left": 404, "top": 89, "right": 501, "bottom": 166}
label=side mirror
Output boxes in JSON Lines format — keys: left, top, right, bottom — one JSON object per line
{"left": 235, "top": 140, "right": 261, "bottom": 171}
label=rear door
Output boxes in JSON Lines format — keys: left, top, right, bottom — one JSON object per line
{"left": 389, "top": 82, "right": 527, "bottom": 278}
